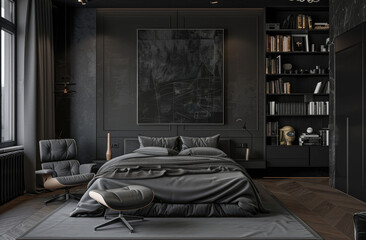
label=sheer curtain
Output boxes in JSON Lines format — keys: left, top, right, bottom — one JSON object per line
{"left": 18, "top": 0, "right": 55, "bottom": 192}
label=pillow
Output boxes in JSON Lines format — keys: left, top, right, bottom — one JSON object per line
{"left": 180, "top": 134, "right": 220, "bottom": 150}
{"left": 178, "top": 147, "right": 227, "bottom": 157}
{"left": 138, "top": 136, "right": 179, "bottom": 150}
{"left": 134, "top": 147, "right": 179, "bottom": 156}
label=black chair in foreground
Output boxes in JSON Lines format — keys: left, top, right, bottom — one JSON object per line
{"left": 36, "top": 139, "right": 95, "bottom": 204}
{"left": 354, "top": 212, "right": 366, "bottom": 240}
{"left": 89, "top": 185, "right": 154, "bottom": 233}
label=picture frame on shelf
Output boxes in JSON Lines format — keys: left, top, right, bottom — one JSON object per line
{"left": 291, "top": 34, "right": 309, "bottom": 52}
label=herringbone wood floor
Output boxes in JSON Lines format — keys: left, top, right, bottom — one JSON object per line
{"left": 0, "top": 179, "right": 364, "bottom": 240}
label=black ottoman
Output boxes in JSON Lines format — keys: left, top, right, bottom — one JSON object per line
{"left": 89, "top": 185, "right": 154, "bottom": 232}
{"left": 354, "top": 212, "right": 366, "bottom": 240}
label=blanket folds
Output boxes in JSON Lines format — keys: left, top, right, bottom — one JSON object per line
{"left": 70, "top": 153, "right": 266, "bottom": 217}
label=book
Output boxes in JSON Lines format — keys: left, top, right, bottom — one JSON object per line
{"left": 314, "top": 81, "right": 323, "bottom": 94}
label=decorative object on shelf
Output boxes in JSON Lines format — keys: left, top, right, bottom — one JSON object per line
{"left": 266, "top": 23, "right": 280, "bottom": 30}
{"left": 280, "top": 126, "right": 295, "bottom": 145}
{"left": 289, "top": 0, "right": 320, "bottom": 4}
{"left": 313, "top": 22, "right": 329, "bottom": 30}
{"left": 106, "top": 133, "right": 112, "bottom": 161}
{"left": 236, "top": 118, "right": 253, "bottom": 161}
{"left": 299, "top": 130, "right": 322, "bottom": 146}
{"left": 283, "top": 63, "right": 292, "bottom": 74}
{"left": 292, "top": 34, "right": 309, "bottom": 52}
{"left": 306, "top": 127, "right": 314, "bottom": 134}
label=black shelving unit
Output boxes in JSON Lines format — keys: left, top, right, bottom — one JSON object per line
{"left": 265, "top": 6, "right": 329, "bottom": 168}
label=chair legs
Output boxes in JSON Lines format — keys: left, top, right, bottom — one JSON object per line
{"left": 94, "top": 213, "right": 144, "bottom": 232}
{"left": 44, "top": 188, "right": 80, "bottom": 205}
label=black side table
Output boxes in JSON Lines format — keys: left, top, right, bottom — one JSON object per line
{"left": 92, "top": 160, "right": 107, "bottom": 173}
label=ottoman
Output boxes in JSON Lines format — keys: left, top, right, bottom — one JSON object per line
{"left": 89, "top": 185, "right": 154, "bottom": 232}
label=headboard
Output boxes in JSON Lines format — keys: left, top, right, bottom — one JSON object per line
{"left": 124, "top": 138, "right": 231, "bottom": 157}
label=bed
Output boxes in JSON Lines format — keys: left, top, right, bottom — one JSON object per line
{"left": 70, "top": 137, "right": 266, "bottom": 217}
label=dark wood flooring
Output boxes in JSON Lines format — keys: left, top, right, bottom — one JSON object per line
{"left": 0, "top": 178, "right": 365, "bottom": 240}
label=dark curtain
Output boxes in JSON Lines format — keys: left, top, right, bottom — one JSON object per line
{"left": 19, "top": 0, "right": 55, "bottom": 192}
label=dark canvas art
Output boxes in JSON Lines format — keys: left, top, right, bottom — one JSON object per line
{"left": 137, "top": 29, "right": 224, "bottom": 124}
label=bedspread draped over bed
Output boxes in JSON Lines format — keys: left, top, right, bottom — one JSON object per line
{"left": 70, "top": 153, "right": 266, "bottom": 217}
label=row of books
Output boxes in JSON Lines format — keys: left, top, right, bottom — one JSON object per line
{"left": 308, "top": 101, "right": 329, "bottom": 115}
{"left": 266, "top": 35, "right": 291, "bottom": 52}
{"left": 299, "top": 130, "right": 329, "bottom": 146}
{"left": 265, "top": 55, "right": 281, "bottom": 74}
{"left": 295, "top": 14, "right": 313, "bottom": 30}
{"left": 314, "top": 81, "right": 330, "bottom": 94}
{"left": 267, "top": 101, "right": 329, "bottom": 115}
{"left": 266, "top": 78, "right": 291, "bottom": 94}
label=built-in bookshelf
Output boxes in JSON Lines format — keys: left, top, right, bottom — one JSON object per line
{"left": 265, "top": 6, "right": 329, "bottom": 167}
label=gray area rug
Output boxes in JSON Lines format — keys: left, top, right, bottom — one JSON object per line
{"left": 19, "top": 183, "right": 322, "bottom": 240}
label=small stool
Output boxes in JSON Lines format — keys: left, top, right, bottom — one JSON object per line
{"left": 89, "top": 185, "right": 154, "bottom": 232}
{"left": 354, "top": 212, "right": 366, "bottom": 240}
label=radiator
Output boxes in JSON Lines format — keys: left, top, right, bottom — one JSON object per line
{"left": 0, "top": 150, "right": 24, "bottom": 205}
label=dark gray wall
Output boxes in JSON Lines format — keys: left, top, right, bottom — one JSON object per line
{"left": 329, "top": 0, "right": 366, "bottom": 187}
{"left": 94, "top": 9, "right": 264, "bottom": 161}
{"left": 70, "top": 9, "right": 97, "bottom": 163}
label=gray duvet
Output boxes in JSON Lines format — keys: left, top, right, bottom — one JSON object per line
{"left": 70, "top": 153, "right": 266, "bottom": 217}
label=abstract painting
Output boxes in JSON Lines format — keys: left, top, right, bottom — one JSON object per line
{"left": 137, "top": 29, "right": 224, "bottom": 124}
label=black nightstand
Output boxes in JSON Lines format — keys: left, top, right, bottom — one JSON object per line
{"left": 235, "top": 159, "right": 266, "bottom": 169}
{"left": 92, "top": 160, "right": 107, "bottom": 172}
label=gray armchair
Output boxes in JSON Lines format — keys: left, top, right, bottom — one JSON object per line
{"left": 36, "top": 139, "right": 95, "bottom": 204}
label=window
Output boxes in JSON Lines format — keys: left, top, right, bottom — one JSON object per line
{"left": 1, "top": 0, "right": 15, "bottom": 147}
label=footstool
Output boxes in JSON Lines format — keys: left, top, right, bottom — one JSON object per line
{"left": 89, "top": 185, "right": 154, "bottom": 232}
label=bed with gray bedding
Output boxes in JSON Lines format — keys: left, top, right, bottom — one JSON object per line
{"left": 70, "top": 152, "right": 266, "bottom": 217}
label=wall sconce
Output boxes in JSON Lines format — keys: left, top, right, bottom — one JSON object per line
{"left": 77, "top": 0, "right": 88, "bottom": 5}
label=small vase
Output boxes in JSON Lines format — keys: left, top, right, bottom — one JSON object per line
{"left": 245, "top": 148, "right": 250, "bottom": 161}
{"left": 106, "top": 133, "right": 112, "bottom": 161}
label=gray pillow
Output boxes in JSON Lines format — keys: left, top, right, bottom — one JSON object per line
{"left": 178, "top": 147, "right": 227, "bottom": 157}
{"left": 138, "top": 136, "right": 179, "bottom": 150}
{"left": 134, "top": 147, "right": 179, "bottom": 156}
{"left": 180, "top": 134, "right": 220, "bottom": 150}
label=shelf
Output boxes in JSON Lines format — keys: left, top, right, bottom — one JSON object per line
{"left": 266, "top": 29, "right": 329, "bottom": 34}
{"left": 266, "top": 74, "right": 329, "bottom": 77}
{"left": 266, "top": 51, "right": 329, "bottom": 55}
{"left": 266, "top": 115, "right": 329, "bottom": 117}
{"left": 267, "top": 93, "right": 329, "bottom": 96}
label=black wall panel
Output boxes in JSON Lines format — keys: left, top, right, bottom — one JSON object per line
{"left": 58, "top": 8, "right": 264, "bottom": 161}
{"left": 95, "top": 9, "right": 265, "bottom": 160}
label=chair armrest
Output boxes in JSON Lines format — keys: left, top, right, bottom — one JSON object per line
{"left": 35, "top": 169, "right": 55, "bottom": 175}
{"left": 79, "top": 163, "right": 97, "bottom": 174}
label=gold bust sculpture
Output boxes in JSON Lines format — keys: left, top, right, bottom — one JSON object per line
{"left": 280, "top": 126, "right": 295, "bottom": 146}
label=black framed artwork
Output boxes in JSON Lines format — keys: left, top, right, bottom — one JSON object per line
{"left": 291, "top": 34, "right": 309, "bottom": 52}
{"left": 137, "top": 29, "right": 224, "bottom": 125}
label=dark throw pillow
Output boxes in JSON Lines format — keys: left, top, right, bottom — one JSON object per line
{"left": 138, "top": 136, "right": 179, "bottom": 150}
{"left": 178, "top": 147, "right": 227, "bottom": 157}
{"left": 180, "top": 134, "right": 220, "bottom": 150}
{"left": 134, "top": 146, "right": 179, "bottom": 156}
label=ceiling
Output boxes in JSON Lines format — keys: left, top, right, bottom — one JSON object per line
{"left": 52, "top": 0, "right": 329, "bottom": 8}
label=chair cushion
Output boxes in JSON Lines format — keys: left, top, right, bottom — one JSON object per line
{"left": 42, "top": 160, "right": 80, "bottom": 177}
{"left": 39, "top": 139, "right": 77, "bottom": 162}
{"left": 89, "top": 185, "right": 154, "bottom": 211}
